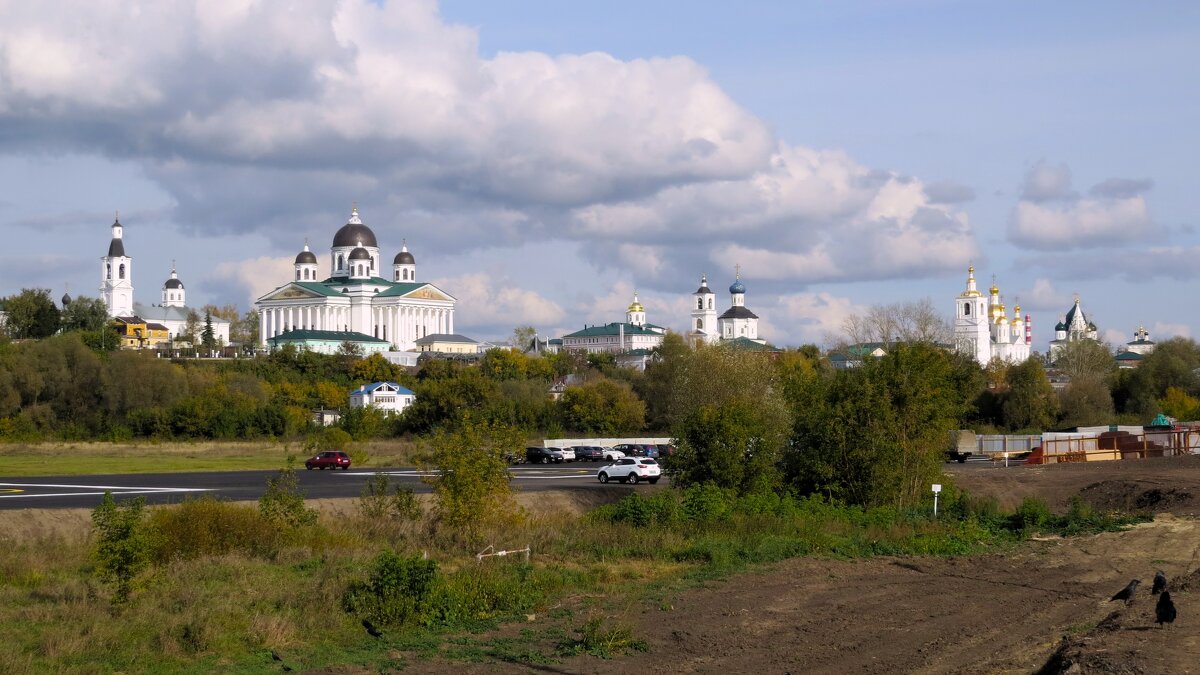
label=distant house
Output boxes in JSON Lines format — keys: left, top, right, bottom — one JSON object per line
{"left": 827, "top": 343, "right": 888, "bottom": 369}
{"left": 349, "top": 381, "right": 415, "bottom": 415}
{"left": 112, "top": 316, "right": 171, "bottom": 349}
{"left": 312, "top": 409, "right": 342, "bottom": 427}
{"left": 548, "top": 374, "right": 584, "bottom": 401}
{"left": 414, "top": 333, "right": 479, "bottom": 354}
{"left": 267, "top": 329, "right": 390, "bottom": 355}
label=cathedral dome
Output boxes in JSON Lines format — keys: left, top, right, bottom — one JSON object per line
{"left": 695, "top": 275, "right": 712, "bottom": 294}
{"left": 295, "top": 249, "right": 317, "bottom": 264}
{"left": 349, "top": 246, "right": 371, "bottom": 261}
{"left": 164, "top": 277, "right": 184, "bottom": 290}
{"left": 394, "top": 249, "right": 415, "bottom": 265}
{"left": 729, "top": 279, "right": 746, "bottom": 294}
{"left": 61, "top": 292, "right": 71, "bottom": 306}
{"left": 332, "top": 207, "right": 378, "bottom": 248}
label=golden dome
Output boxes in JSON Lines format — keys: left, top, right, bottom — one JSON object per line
{"left": 627, "top": 292, "right": 644, "bottom": 313}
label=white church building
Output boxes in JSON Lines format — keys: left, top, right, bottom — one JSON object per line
{"left": 559, "top": 292, "right": 667, "bottom": 354}
{"left": 953, "top": 266, "right": 1031, "bottom": 366}
{"left": 688, "top": 269, "right": 765, "bottom": 346}
{"left": 255, "top": 207, "right": 456, "bottom": 352}
{"left": 101, "top": 216, "right": 231, "bottom": 344}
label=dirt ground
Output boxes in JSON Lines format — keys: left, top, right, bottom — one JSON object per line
{"left": 406, "top": 457, "right": 1200, "bottom": 675}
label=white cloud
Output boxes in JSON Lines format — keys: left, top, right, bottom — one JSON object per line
{"left": 208, "top": 256, "right": 296, "bottom": 305}
{"left": 1151, "top": 321, "right": 1191, "bottom": 340}
{"left": 767, "top": 291, "right": 867, "bottom": 345}
{"left": 0, "top": 0, "right": 976, "bottom": 293}
{"left": 1008, "top": 161, "right": 1157, "bottom": 250}
{"left": 1020, "top": 278, "right": 1071, "bottom": 311}
{"left": 430, "top": 272, "right": 564, "bottom": 333}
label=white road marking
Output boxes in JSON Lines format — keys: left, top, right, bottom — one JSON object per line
{"left": 0, "top": 482, "right": 210, "bottom": 500}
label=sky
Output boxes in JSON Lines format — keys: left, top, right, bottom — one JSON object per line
{"left": 1, "top": 0, "right": 1197, "bottom": 348}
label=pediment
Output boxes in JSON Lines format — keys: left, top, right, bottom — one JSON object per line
{"left": 402, "top": 285, "right": 454, "bottom": 302}
{"left": 261, "top": 284, "right": 326, "bottom": 301}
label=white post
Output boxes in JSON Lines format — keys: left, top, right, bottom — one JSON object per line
{"left": 932, "top": 483, "right": 942, "bottom": 517}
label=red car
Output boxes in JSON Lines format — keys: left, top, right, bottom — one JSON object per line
{"left": 305, "top": 451, "right": 351, "bottom": 470}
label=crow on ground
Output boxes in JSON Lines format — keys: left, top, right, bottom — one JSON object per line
{"left": 1152, "top": 570, "right": 1167, "bottom": 595}
{"left": 362, "top": 618, "right": 384, "bottom": 638}
{"left": 1110, "top": 579, "right": 1141, "bottom": 605}
{"left": 1156, "top": 591, "right": 1177, "bottom": 627}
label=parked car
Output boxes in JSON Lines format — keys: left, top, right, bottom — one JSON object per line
{"left": 525, "top": 446, "right": 555, "bottom": 464}
{"left": 613, "top": 443, "right": 643, "bottom": 456}
{"left": 601, "top": 447, "right": 626, "bottom": 462}
{"left": 639, "top": 444, "right": 660, "bottom": 458}
{"left": 596, "top": 457, "right": 661, "bottom": 485}
{"left": 656, "top": 444, "right": 676, "bottom": 457}
{"left": 305, "top": 450, "right": 351, "bottom": 470}
{"left": 559, "top": 447, "right": 576, "bottom": 462}
{"left": 575, "top": 446, "right": 604, "bottom": 461}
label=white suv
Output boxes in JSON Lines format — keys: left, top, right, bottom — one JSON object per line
{"left": 597, "top": 457, "right": 661, "bottom": 485}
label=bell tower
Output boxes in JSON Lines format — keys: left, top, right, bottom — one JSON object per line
{"left": 953, "top": 265, "right": 990, "bottom": 365}
{"left": 101, "top": 213, "right": 134, "bottom": 317}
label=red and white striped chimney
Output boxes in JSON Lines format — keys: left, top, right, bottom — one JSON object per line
{"left": 1025, "top": 314, "right": 1032, "bottom": 345}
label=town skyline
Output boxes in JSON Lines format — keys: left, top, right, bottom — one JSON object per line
{"left": 1, "top": 1, "right": 1196, "bottom": 347}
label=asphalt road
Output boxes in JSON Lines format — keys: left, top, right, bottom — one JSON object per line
{"left": 0, "top": 463, "right": 610, "bottom": 510}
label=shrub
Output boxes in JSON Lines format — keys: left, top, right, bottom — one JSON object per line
{"left": 558, "top": 616, "right": 649, "bottom": 659}
{"left": 259, "top": 464, "right": 318, "bottom": 529}
{"left": 343, "top": 550, "right": 439, "bottom": 627}
{"left": 149, "top": 497, "right": 280, "bottom": 562}
{"left": 358, "top": 474, "right": 424, "bottom": 523}
{"left": 682, "top": 483, "right": 732, "bottom": 523}
{"left": 425, "top": 418, "right": 523, "bottom": 544}
{"left": 92, "top": 491, "right": 152, "bottom": 603}
{"left": 1010, "top": 497, "right": 1052, "bottom": 531}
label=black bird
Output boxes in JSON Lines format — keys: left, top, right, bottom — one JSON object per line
{"left": 1152, "top": 570, "right": 1167, "bottom": 595}
{"left": 362, "top": 618, "right": 384, "bottom": 638}
{"left": 1111, "top": 579, "right": 1140, "bottom": 605}
{"left": 1156, "top": 591, "right": 1177, "bottom": 627}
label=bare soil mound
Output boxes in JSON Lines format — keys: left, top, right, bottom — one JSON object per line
{"left": 1078, "top": 480, "right": 1194, "bottom": 513}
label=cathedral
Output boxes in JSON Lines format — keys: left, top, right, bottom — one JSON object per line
{"left": 100, "top": 216, "right": 232, "bottom": 344}
{"left": 255, "top": 207, "right": 456, "bottom": 352}
{"left": 1048, "top": 297, "right": 1100, "bottom": 360}
{"left": 688, "top": 268, "right": 764, "bottom": 346}
{"left": 953, "top": 266, "right": 1031, "bottom": 366}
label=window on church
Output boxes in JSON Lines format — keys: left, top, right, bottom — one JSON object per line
{"left": 337, "top": 255, "right": 344, "bottom": 271}
{"left": 696, "top": 319, "right": 703, "bottom": 329}
{"left": 708, "top": 298, "right": 713, "bottom": 309}
{"left": 119, "top": 264, "right": 125, "bottom": 279}
{"left": 296, "top": 270, "right": 301, "bottom": 281}
{"left": 106, "top": 264, "right": 111, "bottom": 279}
{"left": 697, "top": 298, "right": 703, "bottom": 310}
{"left": 964, "top": 304, "right": 970, "bottom": 316}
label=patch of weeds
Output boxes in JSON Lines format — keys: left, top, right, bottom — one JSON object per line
{"left": 1067, "top": 621, "right": 1096, "bottom": 635}
{"left": 557, "top": 616, "right": 649, "bottom": 659}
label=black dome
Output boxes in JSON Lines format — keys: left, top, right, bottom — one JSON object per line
{"left": 164, "top": 278, "right": 184, "bottom": 289}
{"left": 333, "top": 223, "right": 378, "bottom": 248}
{"left": 394, "top": 250, "right": 415, "bottom": 264}
{"left": 61, "top": 293, "right": 71, "bottom": 306}
{"left": 349, "top": 246, "right": 371, "bottom": 261}
{"left": 295, "top": 250, "right": 317, "bottom": 264}
{"left": 107, "top": 238, "right": 125, "bottom": 257}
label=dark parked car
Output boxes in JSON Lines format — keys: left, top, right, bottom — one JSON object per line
{"left": 575, "top": 446, "right": 604, "bottom": 461}
{"left": 613, "top": 443, "right": 643, "bottom": 456}
{"left": 525, "top": 446, "right": 555, "bottom": 464}
{"left": 305, "top": 451, "right": 351, "bottom": 470}
{"left": 656, "top": 444, "right": 676, "bottom": 456}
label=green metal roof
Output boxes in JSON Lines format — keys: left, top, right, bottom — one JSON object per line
{"left": 268, "top": 329, "right": 388, "bottom": 344}
{"left": 293, "top": 282, "right": 347, "bottom": 297}
{"left": 562, "top": 322, "right": 662, "bottom": 338}
{"left": 375, "top": 282, "right": 430, "bottom": 298}
{"left": 721, "top": 336, "right": 779, "bottom": 352}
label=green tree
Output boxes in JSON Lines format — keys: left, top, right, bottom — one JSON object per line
{"left": 671, "top": 398, "right": 788, "bottom": 495}
{"left": 480, "top": 347, "right": 528, "bottom": 380}
{"left": 636, "top": 332, "right": 691, "bottom": 431}
{"left": 1058, "top": 374, "right": 1115, "bottom": 428}
{"left": 1053, "top": 339, "right": 1115, "bottom": 380}
{"left": 786, "top": 343, "right": 964, "bottom": 508}
{"left": 2, "top": 288, "right": 61, "bottom": 339}
{"left": 59, "top": 296, "right": 110, "bottom": 333}
{"left": 181, "top": 309, "right": 201, "bottom": 344}
{"left": 350, "top": 352, "right": 401, "bottom": 383}
{"left": 201, "top": 310, "right": 217, "bottom": 350}
{"left": 259, "top": 464, "right": 318, "bottom": 529}
{"left": 1002, "top": 358, "right": 1058, "bottom": 432}
{"left": 424, "top": 418, "right": 523, "bottom": 544}
{"left": 510, "top": 324, "right": 537, "bottom": 349}
{"left": 91, "top": 491, "right": 152, "bottom": 603}
{"left": 559, "top": 378, "right": 645, "bottom": 434}
{"left": 1158, "top": 387, "right": 1200, "bottom": 421}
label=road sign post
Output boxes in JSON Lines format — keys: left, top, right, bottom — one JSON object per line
{"left": 932, "top": 483, "right": 942, "bottom": 517}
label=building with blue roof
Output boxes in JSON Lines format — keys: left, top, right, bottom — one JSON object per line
{"left": 348, "top": 381, "right": 415, "bottom": 415}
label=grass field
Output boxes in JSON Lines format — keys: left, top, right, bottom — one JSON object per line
{"left": 0, "top": 440, "right": 424, "bottom": 476}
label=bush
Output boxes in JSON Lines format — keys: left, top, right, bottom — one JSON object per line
{"left": 682, "top": 483, "right": 732, "bottom": 523}
{"left": 594, "top": 491, "right": 682, "bottom": 528}
{"left": 259, "top": 464, "right": 318, "bottom": 529}
{"left": 358, "top": 474, "right": 423, "bottom": 522}
{"left": 149, "top": 497, "right": 280, "bottom": 562}
{"left": 558, "top": 616, "right": 649, "bottom": 659}
{"left": 92, "top": 491, "right": 152, "bottom": 603}
{"left": 343, "top": 550, "right": 439, "bottom": 627}
{"left": 1011, "top": 497, "right": 1052, "bottom": 530}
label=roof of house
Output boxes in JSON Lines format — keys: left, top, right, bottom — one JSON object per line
{"left": 268, "top": 329, "right": 388, "bottom": 344}
{"left": 562, "top": 322, "right": 663, "bottom": 339}
{"left": 718, "top": 305, "right": 759, "bottom": 320}
{"left": 135, "top": 303, "right": 231, "bottom": 324}
{"left": 1115, "top": 351, "right": 1145, "bottom": 361}
{"left": 351, "top": 381, "right": 415, "bottom": 396}
{"left": 414, "top": 333, "right": 478, "bottom": 344}
{"left": 721, "top": 336, "right": 778, "bottom": 352}
{"left": 145, "top": 322, "right": 170, "bottom": 331}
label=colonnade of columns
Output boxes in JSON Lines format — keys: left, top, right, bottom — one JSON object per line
{"left": 258, "top": 303, "right": 454, "bottom": 347}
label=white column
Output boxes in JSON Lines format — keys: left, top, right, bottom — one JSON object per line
{"left": 449, "top": 309, "right": 454, "bottom": 334}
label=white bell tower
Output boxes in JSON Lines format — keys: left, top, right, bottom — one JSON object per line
{"left": 626, "top": 291, "right": 646, "bottom": 327}
{"left": 690, "top": 274, "right": 718, "bottom": 345}
{"left": 101, "top": 214, "right": 134, "bottom": 317}
{"left": 953, "top": 266, "right": 991, "bottom": 366}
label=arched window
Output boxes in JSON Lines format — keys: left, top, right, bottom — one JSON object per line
{"left": 696, "top": 319, "right": 703, "bottom": 329}
{"left": 106, "top": 263, "right": 111, "bottom": 279}
{"left": 337, "top": 254, "right": 344, "bottom": 271}
{"left": 964, "top": 304, "right": 970, "bottom": 316}
{"left": 119, "top": 264, "right": 125, "bottom": 279}
{"left": 697, "top": 298, "right": 703, "bottom": 310}
{"left": 296, "top": 270, "right": 301, "bottom": 281}
{"left": 707, "top": 298, "right": 713, "bottom": 309}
